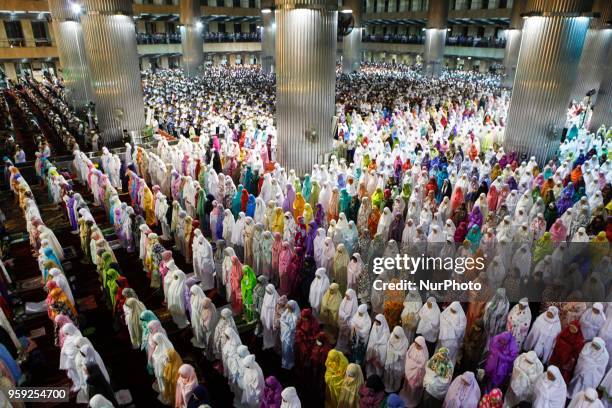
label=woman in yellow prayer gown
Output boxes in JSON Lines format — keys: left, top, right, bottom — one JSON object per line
{"left": 143, "top": 185, "right": 155, "bottom": 226}
{"left": 324, "top": 349, "right": 349, "bottom": 408}
{"left": 293, "top": 192, "right": 306, "bottom": 221}
{"left": 271, "top": 207, "right": 285, "bottom": 234}
{"left": 338, "top": 363, "right": 365, "bottom": 408}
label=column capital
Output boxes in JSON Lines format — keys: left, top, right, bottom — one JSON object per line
{"left": 275, "top": 0, "right": 337, "bottom": 12}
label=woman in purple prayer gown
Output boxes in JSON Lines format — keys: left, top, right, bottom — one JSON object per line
{"left": 314, "top": 203, "right": 326, "bottom": 229}
{"left": 183, "top": 277, "right": 198, "bottom": 318}
{"left": 283, "top": 184, "right": 296, "bottom": 214}
{"left": 484, "top": 331, "right": 519, "bottom": 389}
{"left": 260, "top": 376, "right": 282, "bottom": 408}
{"left": 467, "top": 206, "right": 483, "bottom": 230}
{"left": 304, "top": 221, "right": 318, "bottom": 257}
{"left": 556, "top": 182, "right": 575, "bottom": 215}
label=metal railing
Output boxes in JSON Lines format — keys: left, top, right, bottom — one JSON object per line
{"left": 0, "top": 38, "right": 53, "bottom": 48}
{"left": 363, "top": 34, "right": 506, "bottom": 48}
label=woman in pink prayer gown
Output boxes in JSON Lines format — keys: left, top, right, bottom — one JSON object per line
{"left": 230, "top": 256, "right": 244, "bottom": 314}
{"left": 399, "top": 336, "right": 429, "bottom": 407}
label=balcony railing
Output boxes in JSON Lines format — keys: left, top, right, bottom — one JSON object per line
{"left": 203, "top": 32, "right": 261, "bottom": 42}
{"left": 0, "top": 38, "right": 53, "bottom": 48}
{"left": 363, "top": 34, "right": 506, "bottom": 48}
{"left": 136, "top": 32, "right": 182, "bottom": 44}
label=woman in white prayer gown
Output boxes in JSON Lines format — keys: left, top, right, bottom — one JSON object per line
{"left": 568, "top": 388, "right": 604, "bottom": 408}
{"left": 416, "top": 297, "right": 441, "bottom": 354}
{"left": 49, "top": 268, "right": 74, "bottom": 306}
{"left": 240, "top": 354, "right": 265, "bottom": 407}
{"left": 441, "top": 371, "right": 481, "bottom": 408}
{"left": 261, "top": 284, "right": 279, "bottom": 350}
{"left": 222, "top": 327, "right": 242, "bottom": 377}
{"left": 568, "top": 337, "right": 609, "bottom": 399}
{"left": 580, "top": 303, "right": 606, "bottom": 341}
{"left": 75, "top": 338, "right": 110, "bottom": 403}
{"left": 533, "top": 366, "right": 567, "bottom": 408}
{"left": 59, "top": 323, "right": 83, "bottom": 392}
{"left": 506, "top": 298, "right": 532, "bottom": 350}
{"left": 190, "top": 285, "right": 210, "bottom": 349}
{"left": 222, "top": 209, "right": 235, "bottom": 243}
{"left": 222, "top": 247, "right": 237, "bottom": 303}
{"left": 229, "top": 345, "right": 250, "bottom": 405}
{"left": 280, "top": 386, "right": 301, "bottom": 408}
{"left": 336, "top": 289, "right": 358, "bottom": 353}
{"left": 232, "top": 212, "right": 246, "bottom": 255}
{"left": 167, "top": 270, "right": 189, "bottom": 329}
{"left": 524, "top": 306, "right": 562, "bottom": 364}
{"left": 384, "top": 326, "right": 410, "bottom": 393}
{"left": 366, "top": 314, "right": 390, "bottom": 377}
{"left": 309, "top": 268, "right": 330, "bottom": 316}
{"left": 213, "top": 308, "right": 238, "bottom": 359}
{"left": 124, "top": 297, "right": 146, "bottom": 349}
{"left": 436, "top": 301, "right": 466, "bottom": 363}
{"left": 511, "top": 244, "right": 532, "bottom": 283}
{"left": 504, "top": 351, "right": 544, "bottom": 407}
{"left": 321, "top": 238, "right": 336, "bottom": 272}
{"left": 194, "top": 232, "right": 215, "bottom": 291}
{"left": 376, "top": 207, "right": 393, "bottom": 240}
{"left": 313, "top": 228, "right": 327, "bottom": 268}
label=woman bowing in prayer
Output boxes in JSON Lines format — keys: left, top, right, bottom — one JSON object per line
{"left": 442, "top": 371, "right": 481, "bottom": 408}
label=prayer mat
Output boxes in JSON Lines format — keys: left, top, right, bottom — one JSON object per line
{"left": 76, "top": 294, "right": 98, "bottom": 311}
{"left": 17, "top": 276, "right": 43, "bottom": 291}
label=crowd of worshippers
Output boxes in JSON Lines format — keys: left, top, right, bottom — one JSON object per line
{"left": 142, "top": 66, "right": 275, "bottom": 142}
{"left": 6, "top": 65, "right": 612, "bottom": 407}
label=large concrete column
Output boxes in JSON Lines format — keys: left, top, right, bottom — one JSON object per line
{"left": 81, "top": 0, "right": 146, "bottom": 145}
{"left": 503, "top": 0, "right": 591, "bottom": 164}
{"left": 423, "top": 0, "right": 449, "bottom": 77}
{"left": 261, "top": 6, "right": 275, "bottom": 73}
{"left": 589, "top": 46, "right": 612, "bottom": 130}
{"left": 275, "top": 0, "right": 337, "bottom": 174}
{"left": 48, "top": 0, "right": 94, "bottom": 113}
{"left": 570, "top": 0, "right": 611, "bottom": 105}
{"left": 342, "top": 0, "right": 362, "bottom": 73}
{"left": 501, "top": 0, "right": 526, "bottom": 88}
{"left": 180, "top": 0, "right": 204, "bottom": 77}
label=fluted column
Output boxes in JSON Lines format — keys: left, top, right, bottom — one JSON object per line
{"left": 570, "top": 0, "right": 611, "bottom": 105}
{"left": 81, "top": 0, "right": 146, "bottom": 145}
{"left": 503, "top": 0, "right": 591, "bottom": 164}
{"left": 261, "top": 8, "right": 275, "bottom": 73}
{"left": 48, "top": 0, "right": 94, "bottom": 113}
{"left": 589, "top": 46, "right": 612, "bottom": 130}
{"left": 275, "top": 0, "right": 337, "bottom": 174}
{"left": 342, "top": 0, "right": 362, "bottom": 73}
{"left": 423, "top": 0, "right": 449, "bottom": 77}
{"left": 180, "top": 0, "right": 204, "bottom": 77}
{"left": 501, "top": 0, "right": 526, "bottom": 88}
